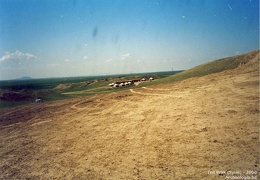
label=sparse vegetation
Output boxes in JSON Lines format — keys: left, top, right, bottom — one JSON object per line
{"left": 0, "top": 50, "right": 259, "bottom": 179}
{"left": 0, "top": 50, "right": 258, "bottom": 108}
{"left": 0, "top": 71, "right": 181, "bottom": 108}
{"left": 151, "top": 50, "right": 259, "bottom": 84}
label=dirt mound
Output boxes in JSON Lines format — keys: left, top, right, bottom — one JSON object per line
{"left": 0, "top": 57, "right": 259, "bottom": 179}
{"left": 54, "top": 83, "right": 72, "bottom": 90}
{"left": 236, "top": 50, "right": 259, "bottom": 73}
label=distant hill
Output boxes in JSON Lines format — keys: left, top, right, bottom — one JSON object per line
{"left": 163, "top": 50, "right": 259, "bottom": 83}
{"left": 16, "top": 76, "right": 33, "bottom": 80}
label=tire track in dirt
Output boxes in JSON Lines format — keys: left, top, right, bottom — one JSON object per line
{"left": 129, "top": 88, "right": 172, "bottom": 96}
{"left": 30, "top": 119, "right": 52, "bottom": 127}
{"left": 130, "top": 88, "right": 190, "bottom": 99}
{"left": 141, "top": 87, "right": 173, "bottom": 91}
{"left": 70, "top": 100, "right": 94, "bottom": 110}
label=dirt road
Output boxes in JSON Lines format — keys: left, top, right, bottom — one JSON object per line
{"left": 0, "top": 63, "right": 259, "bottom": 179}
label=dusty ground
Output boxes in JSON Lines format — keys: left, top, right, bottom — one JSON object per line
{"left": 0, "top": 60, "right": 259, "bottom": 179}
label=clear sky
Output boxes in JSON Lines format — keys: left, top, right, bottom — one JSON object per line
{"left": 0, "top": 0, "right": 259, "bottom": 80}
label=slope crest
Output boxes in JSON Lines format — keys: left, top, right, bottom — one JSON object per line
{"left": 165, "top": 50, "right": 259, "bottom": 82}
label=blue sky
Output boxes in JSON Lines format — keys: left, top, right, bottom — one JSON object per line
{"left": 0, "top": 0, "right": 259, "bottom": 80}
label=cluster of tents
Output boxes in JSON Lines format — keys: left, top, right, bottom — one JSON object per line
{"left": 108, "top": 77, "right": 154, "bottom": 88}
{"left": 108, "top": 81, "right": 134, "bottom": 88}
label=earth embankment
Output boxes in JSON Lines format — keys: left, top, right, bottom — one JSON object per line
{"left": 0, "top": 55, "right": 259, "bottom": 179}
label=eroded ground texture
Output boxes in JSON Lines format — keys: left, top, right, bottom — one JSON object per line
{"left": 0, "top": 58, "right": 259, "bottom": 179}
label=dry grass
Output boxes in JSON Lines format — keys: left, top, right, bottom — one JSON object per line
{"left": 0, "top": 54, "right": 259, "bottom": 179}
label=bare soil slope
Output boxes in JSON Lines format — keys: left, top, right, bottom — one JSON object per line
{"left": 0, "top": 56, "right": 259, "bottom": 179}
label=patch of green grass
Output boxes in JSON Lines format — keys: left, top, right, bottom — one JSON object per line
{"left": 0, "top": 71, "right": 180, "bottom": 108}
{"left": 0, "top": 100, "right": 31, "bottom": 108}
{"left": 60, "top": 72, "right": 181, "bottom": 95}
